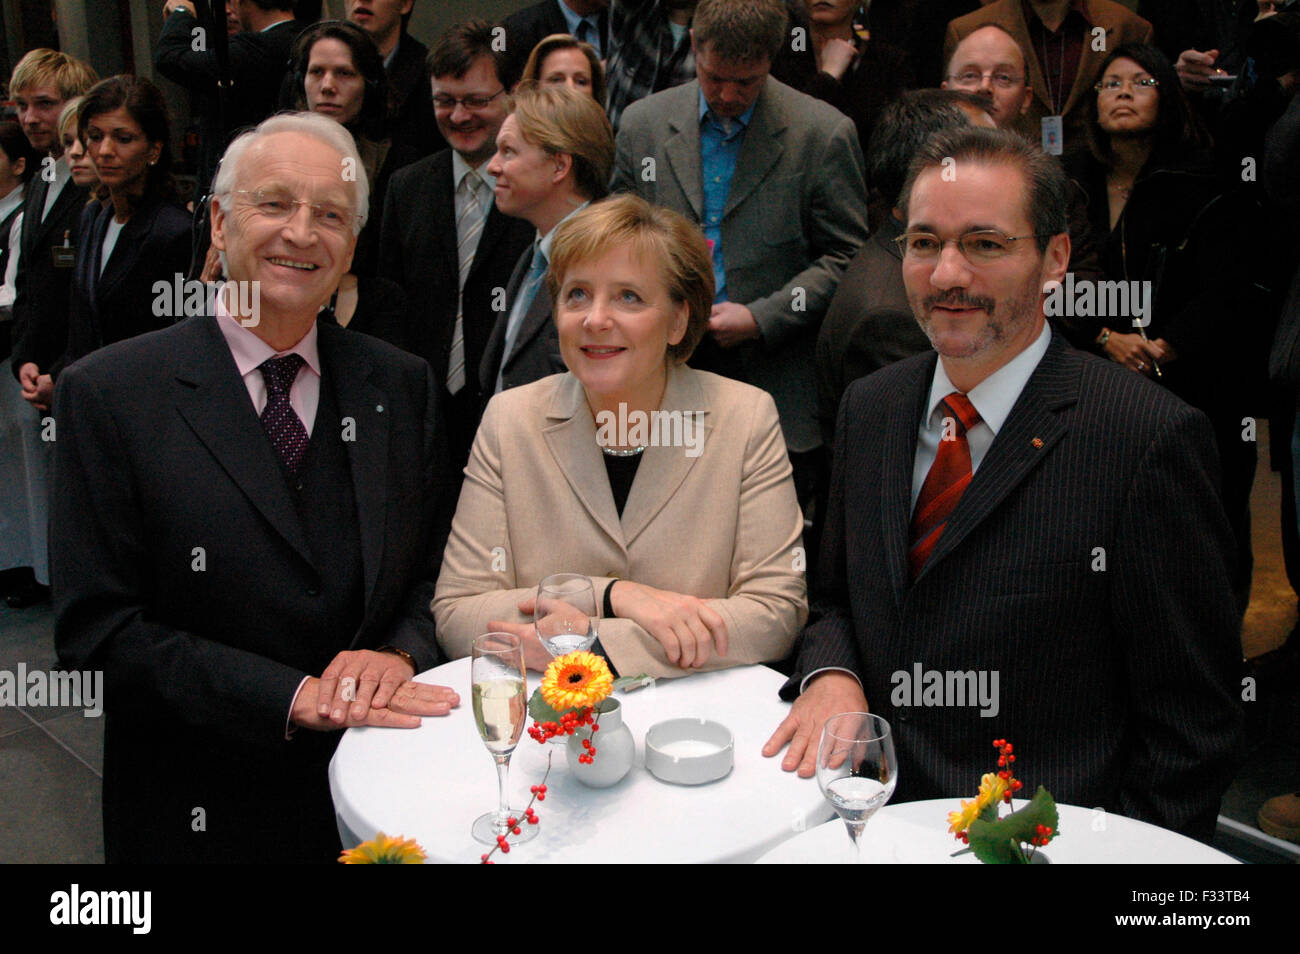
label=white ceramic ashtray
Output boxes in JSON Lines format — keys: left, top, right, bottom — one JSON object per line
{"left": 644, "top": 718, "right": 734, "bottom": 785}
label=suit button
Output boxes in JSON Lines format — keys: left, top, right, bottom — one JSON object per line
{"left": 294, "top": 481, "right": 304, "bottom": 492}
{"left": 305, "top": 586, "right": 320, "bottom": 597}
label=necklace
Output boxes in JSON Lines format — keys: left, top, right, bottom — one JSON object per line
{"left": 601, "top": 444, "right": 647, "bottom": 457}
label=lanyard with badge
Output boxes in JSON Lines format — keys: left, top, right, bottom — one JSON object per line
{"left": 52, "top": 229, "right": 75, "bottom": 268}
{"left": 1038, "top": 28, "right": 1066, "bottom": 156}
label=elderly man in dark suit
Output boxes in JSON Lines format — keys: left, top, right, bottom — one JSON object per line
{"left": 380, "top": 20, "right": 534, "bottom": 473}
{"left": 612, "top": 0, "right": 869, "bottom": 504}
{"left": 765, "top": 127, "right": 1243, "bottom": 841}
{"left": 52, "top": 112, "right": 459, "bottom": 863}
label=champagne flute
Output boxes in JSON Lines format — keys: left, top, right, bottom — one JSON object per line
{"left": 816, "top": 712, "right": 896, "bottom": 863}
{"left": 470, "top": 632, "right": 538, "bottom": 845}
{"left": 535, "top": 573, "right": 598, "bottom": 657}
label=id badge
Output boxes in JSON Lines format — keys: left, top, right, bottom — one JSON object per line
{"left": 1041, "top": 115, "right": 1063, "bottom": 156}
{"left": 51, "top": 230, "right": 74, "bottom": 268}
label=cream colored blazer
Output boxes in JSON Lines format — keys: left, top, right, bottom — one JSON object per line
{"left": 433, "top": 364, "right": 808, "bottom": 678}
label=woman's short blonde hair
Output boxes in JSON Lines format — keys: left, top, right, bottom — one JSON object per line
{"left": 521, "top": 33, "right": 607, "bottom": 106}
{"left": 548, "top": 195, "right": 714, "bottom": 364}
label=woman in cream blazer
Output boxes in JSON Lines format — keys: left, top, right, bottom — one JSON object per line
{"left": 434, "top": 196, "right": 807, "bottom": 679}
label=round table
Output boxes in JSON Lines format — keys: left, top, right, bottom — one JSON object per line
{"left": 756, "top": 800, "right": 1240, "bottom": 863}
{"left": 329, "top": 659, "right": 833, "bottom": 863}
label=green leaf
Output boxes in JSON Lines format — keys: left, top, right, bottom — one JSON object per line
{"left": 528, "top": 688, "right": 562, "bottom": 724}
{"left": 967, "top": 787, "right": 1059, "bottom": 865}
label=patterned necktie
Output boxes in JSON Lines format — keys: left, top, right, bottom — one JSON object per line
{"left": 448, "top": 170, "right": 487, "bottom": 395}
{"left": 909, "top": 392, "right": 981, "bottom": 581}
{"left": 259, "top": 354, "right": 308, "bottom": 476}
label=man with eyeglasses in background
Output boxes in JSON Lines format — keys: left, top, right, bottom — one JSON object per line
{"left": 379, "top": 21, "right": 535, "bottom": 476}
{"left": 942, "top": 23, "right": 1035, "bottom": 130}
{"left": 765, "top": 127, "right": 1243, "bottom": 843}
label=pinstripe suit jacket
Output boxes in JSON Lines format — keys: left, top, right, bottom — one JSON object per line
{"left": 785, "top": 329, "right": 1243, "bottom": 840}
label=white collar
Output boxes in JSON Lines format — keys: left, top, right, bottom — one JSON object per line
{"left": 924, "top": 321, "right": 1053, "bottom": 434}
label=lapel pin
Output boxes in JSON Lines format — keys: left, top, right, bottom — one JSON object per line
{"left": 1031, "top": 437, "right": 1043, "bottom": 448}
{"left": 375, "top": 405, "right": 384, "bottom": 413}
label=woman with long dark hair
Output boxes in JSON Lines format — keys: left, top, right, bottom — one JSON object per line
{"left": 64, "top": 75, "right": 192, "bottom": 365}
{"left": 1069, "top": 42, "right": 1265, "bottom": 607}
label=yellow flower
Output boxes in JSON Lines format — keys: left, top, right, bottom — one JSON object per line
{"left": 541, "top": 651, "right": 614, "bottom": 711}
{"left": 947, "top": 774, "right": 1009, "bottom": 835}
{"left": 338, "top": 832, "right": 426, "bottom": 864}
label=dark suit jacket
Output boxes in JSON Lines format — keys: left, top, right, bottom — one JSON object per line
{"left": 814, "top": 216, "right": 926, "bottom": 447}
{"left": 379, "top": 149, "right": 535, "bottom": 466}
{"left": 479, "top": 239, "right": 567, "bottom": 400}
{"left": 65, "top": 196, "right": 193, "bottom": 367}
{"left": 51, "top": 314, "right": 452, "bottom": 863}
{"left": 944, "top": 0, "right": 1152, "bottom": 152}
{"left": 8, "top": 174, "right": 89, "bottom": 382}
{"left": 788, "top": 331, "right": 1243, "bottom": 840}
{"left": 154, "top": 11, "right": 306, "bottom": 195}
{"left": 613, "top": 76, "right": 870, "bottom": 452}
{"left": 386, "top": 32, "right": 446, "bottom": 162}
{"left": 503, "top": 0, "right": 609, "bottom": 82}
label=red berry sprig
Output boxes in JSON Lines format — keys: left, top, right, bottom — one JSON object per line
{"left": 479, "top": 753, "right": 551, "bottom": 864}
{"left": 992, "top": 739, "right": 1023, "bottom": 803}
{"left": 527, "top": 706, "right": 594, "bottom": 743}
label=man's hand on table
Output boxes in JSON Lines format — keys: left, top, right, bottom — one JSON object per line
{"left": 762, "top": 671, "right": 868, "bottom": 777}
{"left": 293, "top": 649, "right": 459, "bottom": 730}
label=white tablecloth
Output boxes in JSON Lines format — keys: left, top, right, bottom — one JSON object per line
{"left": 757, "top": 800, "right": 1239, "bottom": 864}
{"left": 329, "top": 659, "right": 833, "bottom": 863}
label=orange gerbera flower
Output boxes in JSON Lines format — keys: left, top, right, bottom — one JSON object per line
{"left": 540, "top": 651, "right": 614, "bottom": 711}
{"left": 338, "top": 832, "right": 426, "bottom": 864}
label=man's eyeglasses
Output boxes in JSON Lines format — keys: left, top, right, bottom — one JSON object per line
{"left": 1094, "top": 76, "right": 1159, "bottom": 94}
{"left": 228, "top": 189, "right": 363, "bottom": 234}
{"left": 893, "top": 229, "right": 1044, "bottom": 263}
{"left": 432, "top": 89, "right": 506, "bottom": 112}
{"left": 946, "top": 69, "right": 1024, "bottom": 89}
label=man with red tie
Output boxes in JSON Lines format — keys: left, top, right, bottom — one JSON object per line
{"left": 764, "top": 127, "right": 1242, "bottom": 841}
{"left": 51, "top": 112, "right": 459, "bottom": 863}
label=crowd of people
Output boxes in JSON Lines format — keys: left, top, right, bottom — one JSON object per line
{"left": 1, "top": 0, "right": 1297, "bottom": 861}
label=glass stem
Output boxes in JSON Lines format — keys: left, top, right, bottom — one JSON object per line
{"left": 846, "top": 821, "right": 866, "bottom": 864}
{"left": 493, "top": 754, "right": 512, "bottom": 829}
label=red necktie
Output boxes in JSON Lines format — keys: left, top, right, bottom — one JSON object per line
{"left": 909, "top": 392, "right": 981, "bottom": 581}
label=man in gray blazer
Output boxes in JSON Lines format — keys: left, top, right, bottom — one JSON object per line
{"left": 612, "top": 0, "right": 869, "bottom": 495}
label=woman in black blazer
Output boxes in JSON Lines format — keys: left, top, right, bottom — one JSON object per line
{"left": 64, "top": 76, "right": 191, "bottom": 366}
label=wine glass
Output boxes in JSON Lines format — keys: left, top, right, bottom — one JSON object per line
{"left": 470, "top": 632, "right": 538, "bottom": 845}
{"left": 535, "top": 573, "right": 598, "bottom": 657}
{"left": 816, "top": 712, "right": 896, "bottom": 864}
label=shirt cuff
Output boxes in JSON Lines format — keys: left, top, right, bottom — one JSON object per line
{"left": 799, "top": 666, "right": 862, "bottom": 696}
{"left": 285, "top": 675, "right": 311, "bottom": 740}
